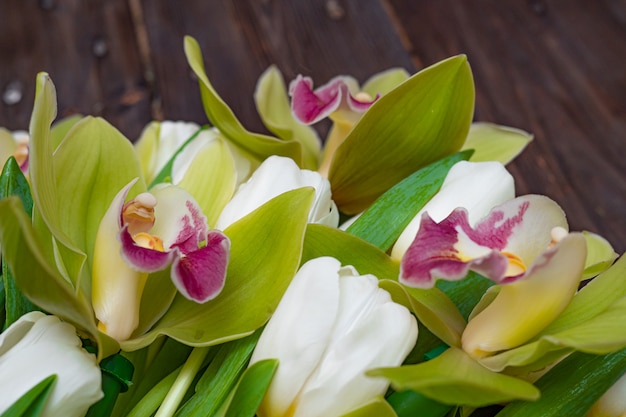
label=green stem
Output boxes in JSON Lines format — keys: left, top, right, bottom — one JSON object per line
{"left": 127, "top": 365, "right": 181, "bottom": 417}
{"left": 154, "top": 346, "right": 211, "bottom": 417}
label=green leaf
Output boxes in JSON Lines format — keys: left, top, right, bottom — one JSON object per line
{"left": 254, "top": 65, "right": 320, "bottom": 170}
{"left": 53, "top": 116, "right": 146, "bottom": 290}
{"left": 184, "top": 37, "right": 303, "bottom": 165}
{"left": 436, "top": 272, "right": 494, "bottom": 321}
{"left": 223, "top": 359, "right": 278, "bottom": 417}
{"left": 340, "top": 397, "right": 398, "bottom": 417}
{"left": 496, "top": 348, "right": 626, "bottom": 417}
{"left": 369, "top": 347, "right": 539, "bottom": 407}
{"left": 121, "top": 187, "right": 313, "bottom": 350}
{"left": 148, "top": 125, "right": 206, "bottom": 188}
{"left": 1, "top": 375, "right": 57, "bottom": 417}
{"left": 581, "top": 231, "right": 618, "bottom": 279}
{"left": 386, "top": 390, "right": 451, "bottom": 417}
{"left": 301, "top": 224, "right": 400, "bottom": 281}
{"left": 461, "top": 122, "right": 532, "bottom": 165}
{"left": 177, "top": 332, "right": 261, "bottom": 416}
{"left": 177, "top": 138, "right": 237, "bottom": 227}
{"left": 0, "top": 197, "right": 119, "bottom": 359}
{"left": 1, "top": 157, "right": 38, "bottom": 328}
{"left": 329, "top": 55, "right": 475, "bottom": 214}
{"left": 346, "top": 151, "right": 471, "bottom": 251}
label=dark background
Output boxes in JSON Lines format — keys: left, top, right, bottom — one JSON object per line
{"left": 1, "top": 0, "right": 625, "bottom": 252}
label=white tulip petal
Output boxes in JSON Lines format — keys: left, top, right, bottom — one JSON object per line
{"left": 216, "top": 155, "right": 338, "bottom": 229}
{"left": 0, "top": 312, "right": 102, "bottom": 417}
{"left": 251, "top": 257, "right": 341, "bottom": 417}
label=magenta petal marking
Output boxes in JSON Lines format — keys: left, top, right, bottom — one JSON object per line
{"left": 119, "top": 226, "right": 175, "bottom": 272}
{"left": 172, "top": 200, "right": 209, "bottom": 253}
{"left": 400, "top": 210, "right": 512, "bottom": 288}
{"left": 289, "top": 75, "right": 377, "bottom": 125}
{"left": 171, "top": 230, "right": 230, "bottom": 303}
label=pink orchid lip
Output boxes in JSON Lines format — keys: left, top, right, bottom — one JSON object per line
{"left": 289, "top": 75, "right": 377, "bottom": 125}
{"left": 116, "top": 184, "right": 231, "bottom": 303}
{"left": 399, "top": 196, "right": 561, "bottom": 288}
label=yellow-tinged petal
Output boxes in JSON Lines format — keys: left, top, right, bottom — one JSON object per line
{"left": 462, "top": 233, "right": 587, "bottom": 359}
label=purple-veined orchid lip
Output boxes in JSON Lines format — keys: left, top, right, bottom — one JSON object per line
{"left": 399, "top": 195, "right": 568, "bottom": 288}
{"left": 171, "top": 230, "right": 230, "bottom": 303}
{"left": 289, "top": 75, "right": 377, "bottom": 125}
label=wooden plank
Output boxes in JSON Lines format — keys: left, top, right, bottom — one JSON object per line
{"left": 0, "top": 0, "right": 151, "bottom": 139}
{"left": 139, "top": 0, "right": 414, "bottom": 133}
{"left": 385, "top": 0, "right": 626, "bottom": 252}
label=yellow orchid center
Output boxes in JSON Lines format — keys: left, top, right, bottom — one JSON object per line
{"left": 123, "top": 192, "right": 158, "bottom": 236}
{"left": 133, "top": 232, "right": 165, "bottom": 252}
{"left": 502, "top": 251, "right": 527, "bottom": 276}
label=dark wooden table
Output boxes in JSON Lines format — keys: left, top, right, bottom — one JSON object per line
{"left": 1, "top": 0, "right": 625, "bottom": 252}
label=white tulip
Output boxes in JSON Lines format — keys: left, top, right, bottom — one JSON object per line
{"left": 216, "top": 156, "right": 339, "bottom": 229}
{"left": 250, "top": 257, "right": 418, "bottom": 417}
{"left": 391, "top": 160, "right": 515, "bottom": 260}
{"left": 0, "top": 312, "right": 103, "bottom": 417}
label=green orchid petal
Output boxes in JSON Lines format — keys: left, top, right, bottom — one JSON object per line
{"left": 254, "top": 65, "right": 321, "bottom": 170}
{"left": 328, "top": 55, "right": 475, "bottom": 214}
{"left": 582, "top": 231, "right": 618, "bottom": 279}
{"left": 28, "top": 73, "right": 87, "bottom": 291}
{"left": 339, "top": 396, "right": 397, "bottom": 417}
{"left": 369, "top": 347, "right": 540, "bottom": 407}
{"left": 184, "top": 36, "right": 303, "bottom": 165}
{"left": 462, "top": 233, "right": 586, "bottom": 358}
{"left": 120, "top": 187, "right": 314, "bottom": 351}
{"left": 177, "top": 137, "right": 237, "bottom": 227}
{"left": 53, "top": 116, "right": 146, "bottom": 295}
{"left": 361, "top": 67, "right": 410, "bottom": 98}
{"left": 461, "top": 122, "right": 533, "bottom": 165}
{"left": 50, "top": 114, "right": 83, "bottom": 150}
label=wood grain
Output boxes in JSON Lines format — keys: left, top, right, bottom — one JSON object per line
{"left": 0, "top": 0, "right": 624, "bottom": 251}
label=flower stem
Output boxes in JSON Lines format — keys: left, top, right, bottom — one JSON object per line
{"left": 154, "top": 346, "right": 210, "bottom": 417}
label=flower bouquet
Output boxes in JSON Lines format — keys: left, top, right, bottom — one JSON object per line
{"left": 0, "top": 35, "right": 624, "bottom": 417}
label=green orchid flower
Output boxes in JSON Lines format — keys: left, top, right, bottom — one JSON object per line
{"left": 0, "top": 73, "right": 316, "bottom": 358}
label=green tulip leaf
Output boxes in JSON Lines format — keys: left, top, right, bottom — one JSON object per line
{"left": 184, "top": 36, "right": 303, "bottom": 165}
{"left": 177, "top": 332, "right": 260, "bottom": 416}
{"left": 1, "top": 157, "right": 38, "bottom": 328}
{"left": 461, "top": 123, "right": 532, "bottom": 165}
{"left": 301, "top": 224, "right": 400, "bottom": 280}
{"left": 340, "top": 397, "right": 398, "bottom": 417}
{"left": 53, "top": 116, "right": 146, "bottom": 292}
{"left": 328, "top": 55, "right": 475, "bottom": 214}
{"left": 0, "top": 197, "right": 119, "bottom": 359}
{"left": 254, "top": 65, "right": 320, "bottom": 170}
{"left": 121, "top": 188, "right": 313, "bottom": 350}
{"left": 346, "top": 151, "right": 471, "bottom": 251}
{"left": 1, "top": 374, "right": 56, "bottom": 417}
{"left": 361, "top": 68, "right": 410, "bottom": 98}
{"left": 369, "top": 347, "right": 539, "bottom": 407}
{"left": 496, "top": 348, "right": 626, "bottom": 417}
{"left": 223, "top": 359, "right": 278, "bottom": 417}
{"left": 581, "top": 231, "right": 618, "bottom": 279}
{"left": 386, "top": 390, "right": 452, "bottom": 417}
{"left": 178, "top": 138, "right": 237, "bottom": 227}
